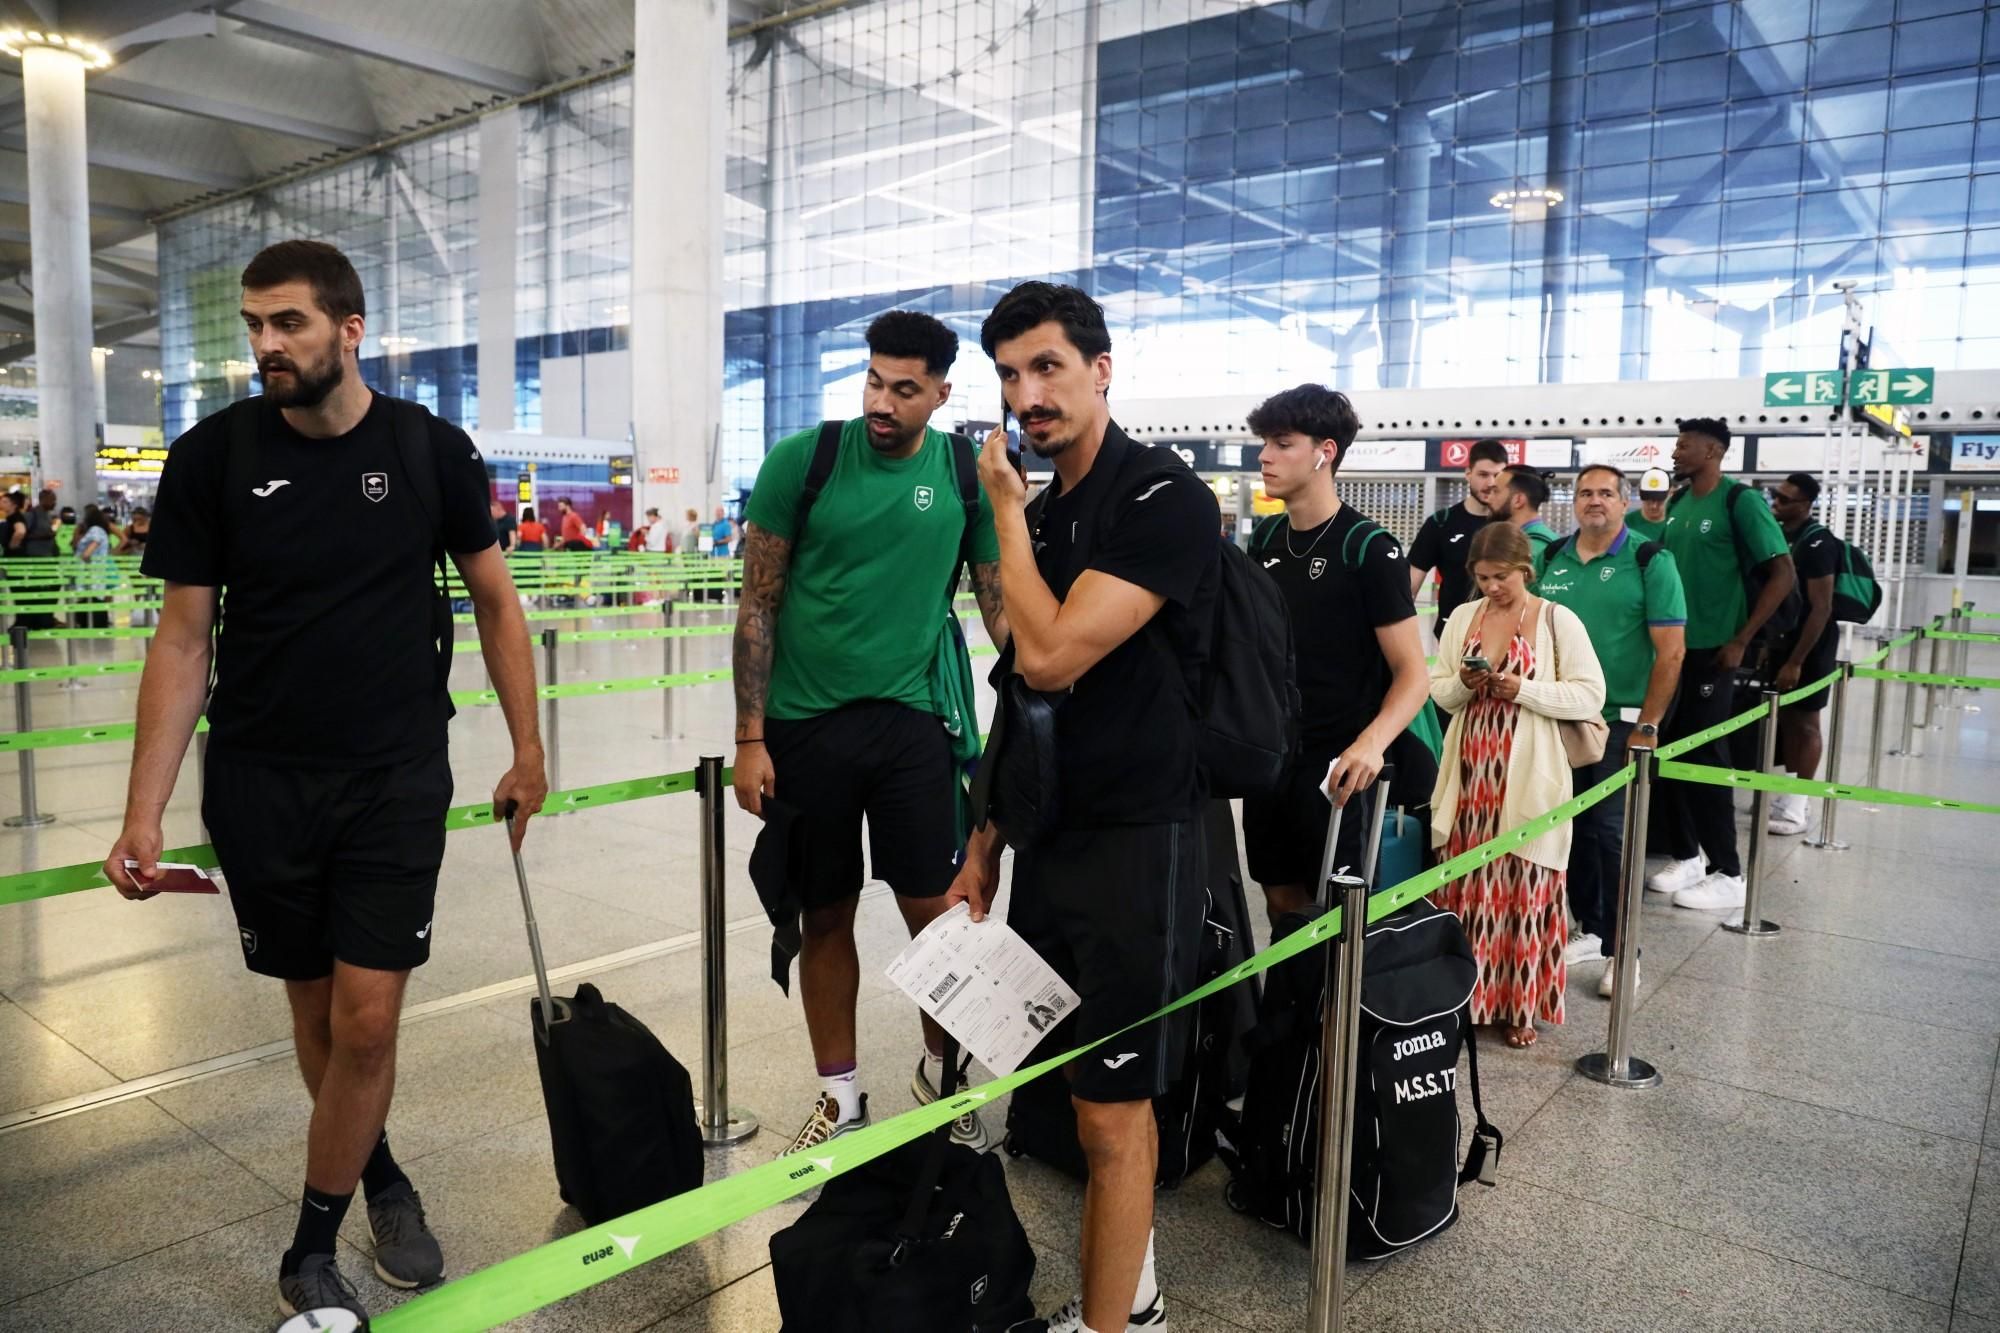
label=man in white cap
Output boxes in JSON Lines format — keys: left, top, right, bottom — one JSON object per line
{"left": 1627, "top": 466, "right": 1672, "bottom": 540}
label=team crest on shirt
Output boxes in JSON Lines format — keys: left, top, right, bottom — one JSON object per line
{"left": 1600, "top": 566, "right": 1615, "bottom": 581}
{"left": 1699, "top": 518, "right": 1712, "bottom": 534}
{"left": 1309, "top": 557, "right": 1328, "bottom": 580}
{"left": 914, "top": 485, "right": 934, "bottom": 512}
{"left": 362, "top": 472, "right": 389, "bottom": 503}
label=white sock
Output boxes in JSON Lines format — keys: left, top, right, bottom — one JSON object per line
{"left": 923, "top": 1045, "right": 946, "bottom": 1085}
{"left": 1133, "top": 1228, "right": 1159, "bottom": 1312}
{"left": 822, "top": 1068, "right": 861, "bottom": 1122}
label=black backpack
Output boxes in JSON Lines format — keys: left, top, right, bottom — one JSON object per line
{"left": 769, "top": 1042, "right": 1036, "bottom": 1333}
{"left": 1668, "top": 480, "right": 1802, "bottom": 642}
{"left": 1218, "top": 898, "right": 1500, "bottom": 1255}
{"left": 1001, "top": 878, "right": 1252, "bottom": 1188}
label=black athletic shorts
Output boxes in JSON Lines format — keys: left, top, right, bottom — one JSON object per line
{"left": 1009, "top": 819, "right": 1207, "bottom": 1104}
{"left": 762, "top": 700, "right": 959, "bottom": 910}
{"left": 203, "top": 747, "right": 454, "bottom": 980}
{"left": 1779, "top": 626, "right": 1839, "bottom": 713}
{"left": 1243, "top": 733, "right": 1437, "bottom": 889}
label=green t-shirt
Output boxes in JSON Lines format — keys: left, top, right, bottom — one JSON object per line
{"left": 1661, "top": 480, "right": 1790, "bottom": 650}
{"left": 1536, "top": 528, "right": 1687, "bottom": 721}
{"left": 1523, "top": 519, "right": 1560, "bottom": 575}
{"left": 1625, "top": 508, "right": 1667, "bottom": 542}
{"left": 745, "top": 421, "right": 1000, "bottom": 720}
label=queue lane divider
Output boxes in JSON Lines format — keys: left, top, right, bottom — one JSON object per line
{"left": 368, "top": 763, "right": 1639, "bottom": 1332}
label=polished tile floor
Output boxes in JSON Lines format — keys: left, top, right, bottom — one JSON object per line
{"left": 0, "top": 622, "right": 1994, "bottom": 1331}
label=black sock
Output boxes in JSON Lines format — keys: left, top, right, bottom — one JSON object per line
{"left": 282, "top": 1184, "right": 353, "bottom": 1276}
{"left": 361, "top": 1131, "right": 410, "bottom": 1199}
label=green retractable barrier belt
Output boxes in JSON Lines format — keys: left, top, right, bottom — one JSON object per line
{"left": 369, "top": 761, "right": 1637, "bottom": 1331}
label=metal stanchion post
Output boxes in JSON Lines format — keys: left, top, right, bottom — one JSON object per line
{"left": 660, "top": 602, "right": 678, "bottom": 741}
{"left": 1894, "top": 626, "right": 1922, "bottom": 758}
{"left": 697, "top": 754, "right": 758, "bottom": 1146}
{"left": 1305, "top": 872, "right": 1367, "bottom": 1331}
{"left": 1806, "top": 664, "right": 1851, "bottom": 852}
{"left": 1723, "top": 690, "right": 1782, "bottom": 937}
{"left": 1865, "top": 660, "right": 1888, "bottom": 790}
{"left": 540, "top": 628, "right": 561, "bottom": 798}
{"left": 5, "top": 625, "right": 53, "bottom": 828}
{"left": 1921, "top": 622, "right": 1945, "bottom": 731}
{"left": 1578, "top": 745, "right": 1663, "bottom": 1086}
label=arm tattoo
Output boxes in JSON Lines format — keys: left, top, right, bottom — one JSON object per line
{"left": 732, "top": 522, "right": 792, "bottom": 740}
{"left": 970, "top": 559, "right": 1009, "bottom": 650}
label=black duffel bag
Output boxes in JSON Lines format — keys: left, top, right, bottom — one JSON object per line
{"left": 769, "top": 1041, "right": 1035, "bottom": 1332}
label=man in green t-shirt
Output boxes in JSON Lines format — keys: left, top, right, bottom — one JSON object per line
{"left": 1646, "top": 417, "right": 1795, "bottom": 913}
{"left": 732, "top": 310, "right": 1010, "bottom": 1159}
{"left": 1536, "top": 464, "right": 1686, "bottom": 997}
{"left": 1626, "top": 466, "right": 1672, "bottom": 540}
{"left": 1500, "top": 464, "right": 1562, "bottom": 574}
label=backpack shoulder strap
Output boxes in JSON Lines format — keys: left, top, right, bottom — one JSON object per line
{"left": 1634, "top": 537, "right": 1658, "bottom": 569}
{"left": 1248, "top": 513, "right": 1285, "bottom": 554}
{"left": 1456, "top": 1026, "right": 1503, "bottom": 1187}
{"left": 1342, "top": 517, "right": 1389, "bottom": 571}
{"left": 793, "top": 419, "right": 845, "bottom": 547}
{"left": 945, "top": 431, "right": 979, "bottom": 598}
{"left": 387, "top": 398, "right": 446, "bottom": 566}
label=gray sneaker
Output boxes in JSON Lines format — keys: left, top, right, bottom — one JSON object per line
{"left": 911, "top": 1054, "right": 992, "bottom": 1153}
{"left": 366, "top": 1181, "right": 445, "bottom": 1289}
{"left": 277, "top": 1252, "right": 368, "bottom": 1323}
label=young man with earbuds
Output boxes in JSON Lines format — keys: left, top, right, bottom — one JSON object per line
{"left": 1242, "top": 384, "right": 1431, "bottom": 923}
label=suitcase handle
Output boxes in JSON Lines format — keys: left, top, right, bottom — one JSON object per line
{"left": 504, "top": 800, "right": 559, "bottom": 1036}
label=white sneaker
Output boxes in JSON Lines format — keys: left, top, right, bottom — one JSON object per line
{"left": 784, "top": 1091, "right": 869, "bottom": 1155}
{"left": 1646, "top": 857, "right": 1705, "bottom": 896}
{"left": 1674, "top": 872, "right": 1746, "bottom": 911}
{"left": 1767, "top": 794, "right": 1808, "bottom": 836}
{"left": 1565, "top": 933, "right": 1603, "bottom": 965}
{"left": 1032, "top": 1290, "right": 1168, "bottom": 1331}
{"left": 1597, "top": 958, "right": 1638, "bottom": 998}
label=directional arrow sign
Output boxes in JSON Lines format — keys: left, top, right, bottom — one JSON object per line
{"left": 1764, "top": 370, "right": 1843, "bottom": 407}
{"left": 1850, "top": 367, "right": 1932, "bottom": 404}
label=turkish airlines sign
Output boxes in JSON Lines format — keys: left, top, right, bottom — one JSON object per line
{"left": 1440, "top": 438, "right": 1573, "bottom": 469}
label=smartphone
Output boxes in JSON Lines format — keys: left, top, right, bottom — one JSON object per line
{"left": 1001, "top": 407, "right": 1023, "bottom": 472}
{"left": 122, "top": 860, "right": 222, "bottom": 897}
{"left": 1461, "top": 654, "right": 1492, "bottom": 673}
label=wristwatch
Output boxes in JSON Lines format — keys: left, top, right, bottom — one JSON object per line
{"left": 1634, "top": 722, "right": 1660, "bottom": 738}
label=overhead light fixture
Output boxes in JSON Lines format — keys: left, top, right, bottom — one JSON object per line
{"left": 0, "top": 29, "right": 114, "bottom": 70}
{"left": 1490, "top": 186, "right": 1564, "bottom": 222}
{"left": 91, "top": 346, "right": 113, "bottom": 356}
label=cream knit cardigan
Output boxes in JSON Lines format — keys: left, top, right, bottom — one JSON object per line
{"left": 1428, "top": 596, "right": 1608, "bottom": 871}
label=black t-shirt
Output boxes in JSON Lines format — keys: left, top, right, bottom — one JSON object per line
{"left": 494, "top": 510, "right": 518, "bottom": 551}
{"left": 1781, "top": 520, "right": 1842, "bottom": 657}
{"left": 0, "top": 512, "right": 23, "bottom": 556}
{"left": 1407, "top": 502, "right": 1493, "bottom": 627}
{"left": 1253, "top": 504, "right": 1416, "bottom": 757}
{"left": 142, "top": 393, "right": 496, "bottom": 768}
{"left": 1027, "top": 425, "right": 1219, "bottom": 828}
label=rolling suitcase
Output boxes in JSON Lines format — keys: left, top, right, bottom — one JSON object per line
{"left": 505, "top": 806, "right": 704, "bottom": 1225}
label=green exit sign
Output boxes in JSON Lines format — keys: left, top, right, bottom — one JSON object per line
{"left": 1849, "top": 368, "right": 1933, "bottom": 405}
{"left": 1763, "top": 370, "right": 1844, "bottom": 407}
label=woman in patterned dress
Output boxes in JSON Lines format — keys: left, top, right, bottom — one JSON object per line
{"left": 1426, "top": 523, "right": 1606, "bottom": 1048}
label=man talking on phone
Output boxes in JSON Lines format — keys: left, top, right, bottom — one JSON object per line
{"left": 102, "top": 241, "right": 547, "bottom": 1324}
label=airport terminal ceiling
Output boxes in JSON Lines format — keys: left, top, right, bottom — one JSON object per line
{"left": 17, "top": 0, "right": 1996, "bottom": 491}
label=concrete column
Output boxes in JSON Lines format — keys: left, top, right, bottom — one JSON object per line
{"left": 632, "top": 0, "right": 727, "bottom": 518}
{"left": 1538, "top": 0, "right": 1583, "bottom": 383}
{"left": 478, "top": 107, "right": 520, "bottom": 433}
{"left": 21, "top": 43, "right": 98, "bottom": 501}
{"left": 1377, "top": 110, "right": 1436, "bottom": 389}
{"left": 90, "top": 346, "right": 110, "bottom": 434}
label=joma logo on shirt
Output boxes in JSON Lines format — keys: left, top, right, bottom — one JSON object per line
{"left": 914, "top": 485, "right": 933, "bottom": 512}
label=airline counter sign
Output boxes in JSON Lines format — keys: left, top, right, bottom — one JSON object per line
{"left": 1439, "top": 438, "right": 1572, "bottom": 469}
{"left": 1950, "top": 435, "right": 2000, "bottom": 472}
{"left": 1343, "top": 439, "right": 1426, "bottom": 472}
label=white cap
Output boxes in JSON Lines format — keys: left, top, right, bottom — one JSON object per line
{"left": 1639, "top": 467, "right": 1673, "bottom": 495}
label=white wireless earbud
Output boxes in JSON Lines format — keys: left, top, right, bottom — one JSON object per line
{"left": 1313, "top": 454, "right": 1327, "bottom": 472}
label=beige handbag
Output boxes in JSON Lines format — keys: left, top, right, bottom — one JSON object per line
{"left": 1545, "top": 603, "right": 1609, "bottom": 766}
